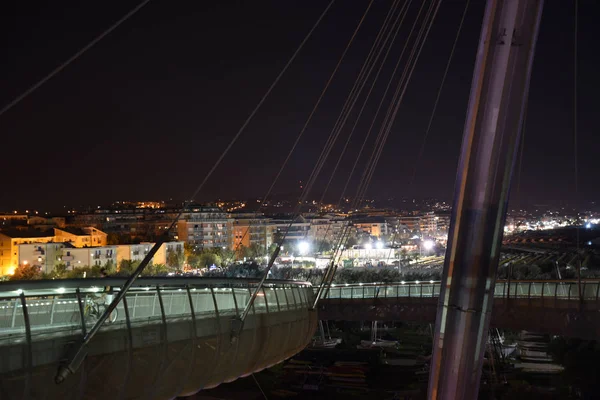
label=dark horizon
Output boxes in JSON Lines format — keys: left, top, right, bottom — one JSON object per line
{"left": 1, "top": 1, "right": 598, "bottom": 211}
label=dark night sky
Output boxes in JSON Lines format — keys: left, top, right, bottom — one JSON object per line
{"left": 0, "top": 1, "right": 598, "bottom": 212}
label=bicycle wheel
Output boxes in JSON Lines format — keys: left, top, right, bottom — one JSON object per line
{"left": 71, "top": 302, "right": 91, "bottom": 324}
{"left": 97, "top": 304, "right": 118, "bottom": 323}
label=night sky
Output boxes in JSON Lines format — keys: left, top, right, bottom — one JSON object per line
{"left": 0, "top": 1, "right": 598, "bottom": 212}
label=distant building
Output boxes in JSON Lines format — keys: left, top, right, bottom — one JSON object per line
{"left": 398, "top": 212, "right": 438, "bottom": 235}
{"left": 15, "top": 242, "right": 66, "bottom": 274}
{"left": 68, "top": 208, "right": 178, "bottom": 242}
{"left": 54, "top": 227, "right": 107, "bottom": 247}
{"left": 116, "top": 241, "right": 184, "bottom": 265}
{"left": 0, "top": 230, "right": 56, "bottom": 275}
{"left": 308, "top": 216, "right": 346, "bottom": 242}
{"left": 154, "top": 241, "right": 184, "bottom": 265}
{"left": 352, "top": 217, "right": 389, "bottom": 238}
{"left": 232, "top": 213, "right": 275, "bottom": 251}
{"left": 419, "top": 212, "right": 437, "bottom": 235}
{"left": 270, "top": 216, "right": 311, "bottom": 246}
{"left": 58, "top": 245, "right": 117, "bottom": 269}
{"left": 177, "top": 206, "right": 233, "bottom": 249}
{"left": 116, "top": 243, "right": 152, "bottom": 264}
{"left": 0, "top": 227, "right": 108, "bottom": 276}
{"left": 399, "top": 214, "right": 421, "bottom": 231}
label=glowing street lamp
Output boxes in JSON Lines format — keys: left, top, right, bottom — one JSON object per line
{"left": 422, "top": 240, "right": 435, "bottom": 251}
{"left": 364, "top": 242, "right": 372, "bottom": 250}
{"left": 298, "top": 241, "right": 310, "bottom": 255}
{"left": 375, "top": 241, "right": 384, "bottom": 249}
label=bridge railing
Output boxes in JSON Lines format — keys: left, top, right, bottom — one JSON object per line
{"left": 0, "top": 278, "right": 313, "bottom": 343}
{"left": 322, "top": 280, "right": 600, "bottom": 301}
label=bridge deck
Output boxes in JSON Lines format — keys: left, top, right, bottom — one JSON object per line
{"left": 0, "top": 278, "right": 317, "bottom": 400}
{"left": 318, "top": 279, "right": 600, "bottom": 340}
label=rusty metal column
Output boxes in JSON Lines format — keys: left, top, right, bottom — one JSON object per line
{"left": 427, "top": 1, "right": 543, "bottom": 399}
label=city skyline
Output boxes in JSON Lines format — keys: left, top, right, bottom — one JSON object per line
{"left": 1, "top": 1, "right": 598, "bottom": 212}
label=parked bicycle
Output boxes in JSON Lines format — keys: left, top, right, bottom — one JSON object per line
{"left": 72, "top": 295, "right": 118, "bottom": 324}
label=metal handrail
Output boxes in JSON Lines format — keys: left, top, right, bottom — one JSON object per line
{"left": 0, "top": 277, "right": 311, "bottom": 294}
{"left": 322, "top": 280, "right": 600, "bottom": 301}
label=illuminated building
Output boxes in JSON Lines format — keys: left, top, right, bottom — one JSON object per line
{"left": 0, "top": 227, "right": 108, "bottom": 276}
{"left": 177, "top": 206, "right": 233, "bottom": 249}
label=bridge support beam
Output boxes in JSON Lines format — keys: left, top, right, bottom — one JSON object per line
{"left": 427, "top": 1, "right": 543, "bottom": 399}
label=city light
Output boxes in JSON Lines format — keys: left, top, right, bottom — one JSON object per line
{"left": 422, "top": 240, "right": 434, "bottom": 250}
{"left": 364, "top": 242, "right": 372, "bottom": 250}
{"left": 586, "top": 222, "right": 592, "bottom": 229}
{"left": 375, "top": 241, "right": 384, "bottom": 249}
{"left": 298, "top": 241, "right": 310, "bottom": 255}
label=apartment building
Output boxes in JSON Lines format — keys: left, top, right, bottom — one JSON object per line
{"left": 177, "top": 206, "right": 233, "bottom": 249}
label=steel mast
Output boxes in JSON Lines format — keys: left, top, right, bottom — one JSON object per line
{"left": 427, "top": 1, "right": 544, "bottom": 399}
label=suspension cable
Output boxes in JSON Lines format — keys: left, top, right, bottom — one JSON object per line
{"left": 291, "top": 0, "right": 410, "bottom": 258}
{"left": 357, "top": 0, "right": 438, "bottom": 205}
{"left": 242, "top": 0, "right": 408, "bottom": 316}
{"left": 385, "top": 0, "right": 470, "bottom": 268}
{"left": 318, "top": 0, "right": 413, "bottom": 207}
{"left": 316, "top": 0, "right": 443, "bottom": 305}
{"left": 0, "top": 0, "right": 154, "bottom": 118}
{"left": 223, "top": 0, "right": 375, "bottom": 266}
{"left": 229, "top": 0, "right": 399, "bottom": 266}
{"left": 55, "top": 0, "right": 336, "bottom": 383}
{"left": 299, "top": 0, "right": 404, "bottom": 208}
{"left": 310, "top": 0, "right": 414, "bottom": 257}
{"left": 408, "top": 0, "right": 471, "bottom": 188}
{"left": 338, "top": 0, "right": 429, "bottom": 204}
{"left": 319, "top": 0, "right": 438, "bottom": 297}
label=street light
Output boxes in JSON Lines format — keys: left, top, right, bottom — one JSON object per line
{"left": 375, "top": 241, "right": 384, "bottom": 249}
{"left": 364, "top": 242, "right": 372, "bottom": 250}
{"left": 298, "top": 241, "right": 310, "bottom": 255}
{"left": 422, "top": 240, "right": 434, "bottom": 251}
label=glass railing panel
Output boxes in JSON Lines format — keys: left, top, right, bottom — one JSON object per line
{"left": 276, "top": 288, "right": 289, "bottom": 310}
{"left": 0, "top": 297, "right": 20, "bottom": 332}
{"left": 494, "top": 282, "right": 506, "bottom": 297}
{"left": 284, "top": 288, "right": 298, "bottom": 309}
{"left": 191, "top": 289, "right": 216, "bottom": 315}
{"left": 125, "top": 291, "right": 159, "bottom": 320}
{"left": 515, "top": 282, "right": 528, "bottom": 297}
{"left": 253, "top": 288, "right": 268, "bottom": 314}
{"left": 327, "top": 287, "right": 341, "bottom": 299}
{"left": 162, "top": 290, "right": 190, "bottom": 317}
{"left": 508, "top": 283, "right": 518, "bottom": 298}
{"left": 351, "top": 287, "right": 363, "bottom": 299}
{"left": 364, "top": 286, "right": 376, "bottom": 298}
{"left": 0, "top": 296, "right": 27, "bottom": 372}
{"left": 582, "top": 282, "right": 599, "bottom": 300}
{"left": 385, "top": 286, "right": 397, "bottom": 298}
{"left": 409, "top": 285, "right": 420, "bottom": 297}
{"left": 340, "top": 287, "right": 353, "bottom": 299}
{"left": 433, "top": 283, "right": 441, "bottom": 296}
{"left": 555, "top": 283, "right": 570, "bottom": 298}
{"left": 303, "top": 286, "right": 315, "bottom": 305}
{"left": 542, "top": 282, "right": 556, "bottom": 297}
{"left": 398, "top": 284, "right": 409, "bottom": 297}
{"left": 41, "top": 293, "right": 86, "bottom": 333}
{"left": 294, "top": 286, "right": 306, "bottom": 307}
{"left": 233, "top": 288, "right": 250, "bottom": 314}
{"left": 264, "top": 287, "right": 279, "bottom": 312}
{"left": 421, "top": 284, "right": 434, "bottom": 297}
{"left": 529, "top": 282, "right": 541, "bottom": 297}
{"left": 214, "top": 288, "right": 237, "bottom": 316}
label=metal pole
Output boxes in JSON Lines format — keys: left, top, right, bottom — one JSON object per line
{"left": 237, "top": 245, "right": 280, "bottom": 323}
{"left": 55, "top": 237, "right": 166, "bottom": 384}
{"left": 427, "top": 1, "right": 543, "bottom": 399}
